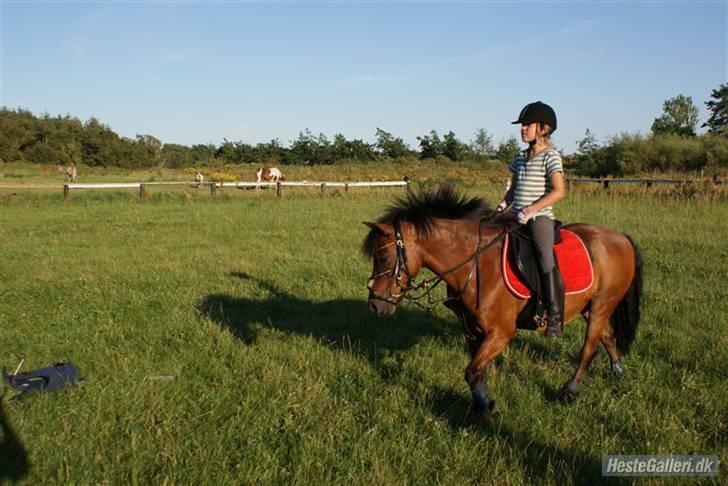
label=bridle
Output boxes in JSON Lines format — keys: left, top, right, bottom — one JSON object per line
{"left": 367, "top": 220, "right": 515, "bottom": 312}
{"left": 367, "top": 221, "right": 414, "bottom": 304}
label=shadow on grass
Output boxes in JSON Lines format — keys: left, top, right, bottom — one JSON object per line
{"left": 428, "top": 387, "right": 614, "bottom": 483}
{"left": 198, "top": 271, "right": 460, "bottom": 363}
{"left": 200, "top": 271, "right": 618, "bottom": 482}
{"left": 0, "top": 399, "right": 29, "bottom": 482}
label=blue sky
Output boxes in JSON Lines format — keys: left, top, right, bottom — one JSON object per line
{"left": 1, "top": 1, "right": 726, "bottom": 153}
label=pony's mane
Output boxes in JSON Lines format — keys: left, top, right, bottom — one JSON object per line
{"left": 361, "top": 185, "right": 495, "bottom": 258}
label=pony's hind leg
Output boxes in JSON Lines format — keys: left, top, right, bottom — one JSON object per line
{"left": 560, "top": 309, "right": 613, "bottom": 402}
{"left": 600, "top": 331, "right": 626, "bottom": 380}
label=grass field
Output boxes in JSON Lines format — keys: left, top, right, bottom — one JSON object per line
{"left": 0, "top": 163, "right": 726, "bottom": 484}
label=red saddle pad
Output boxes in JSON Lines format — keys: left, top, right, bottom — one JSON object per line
{"left": 502, "top": 229, "right": 593, "bottom": 299}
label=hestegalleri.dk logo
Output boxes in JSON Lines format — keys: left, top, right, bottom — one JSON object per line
{"left": 602, "top": 455, "right": 719, "bottom": 477}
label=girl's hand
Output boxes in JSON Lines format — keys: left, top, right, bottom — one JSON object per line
{"left": 496, "top": 200, "right": 508, "bottom": 213}
{"left": 516, "top": 206, "right": 535, "bottom": 224}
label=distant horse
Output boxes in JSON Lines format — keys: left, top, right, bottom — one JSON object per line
{"left": 362, "top": 186, "right": 642, "bottom": 415}
{"left": 255, "top": 167, "right": 285, "bottom": 183}
{"left": 195, "top": 171, "right": 204, "bottom": 184}
{"left": 57, "top": 164, "right": 77, "bottom": 183}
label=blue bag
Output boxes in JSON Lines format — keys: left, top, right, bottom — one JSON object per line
{"left": 2, "top": 362, "right": 79, "bottom": 399}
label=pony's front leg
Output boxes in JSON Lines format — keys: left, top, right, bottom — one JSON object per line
{"left": 464, "top": 327, "right": 514, "bottom": 416}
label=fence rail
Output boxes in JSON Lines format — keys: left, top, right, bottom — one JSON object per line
{"left": 62, "top": 180, "right": 409, "bottom": 201}
{"left": 566, "top": 176, "right": 723, "bottom": 190}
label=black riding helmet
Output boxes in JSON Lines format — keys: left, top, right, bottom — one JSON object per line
{"left": 512, "top": 101, "right": 557, "bottom": 131}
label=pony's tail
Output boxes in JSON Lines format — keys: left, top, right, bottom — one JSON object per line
{"left": 610, "top": 235, "right": 642, "bottom": 355}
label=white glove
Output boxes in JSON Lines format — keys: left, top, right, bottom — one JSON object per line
{"left": 516, "top": 206, "right": 535, "bottom": 225}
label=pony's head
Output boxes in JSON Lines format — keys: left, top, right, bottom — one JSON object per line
{"left": 361, "top": 221, "right": 422, "bottom": 316}
{"left": 361, "top": 185, "right": 494, "bottom": 316}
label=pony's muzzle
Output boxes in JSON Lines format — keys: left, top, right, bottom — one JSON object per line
{"left": 368, "top": 295, "right": 397, "bottom": 316}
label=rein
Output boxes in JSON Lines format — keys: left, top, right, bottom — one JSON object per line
{"left": 369, "top": 219, "right": 515, "bottom": 313}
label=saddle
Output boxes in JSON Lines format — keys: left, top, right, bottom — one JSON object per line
{"left": 502, "top": 224, "right": 594, "bottom": 329}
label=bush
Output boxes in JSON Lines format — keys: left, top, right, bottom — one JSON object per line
{"left": 574, "top": 133, "right": 728, "bottom": 177}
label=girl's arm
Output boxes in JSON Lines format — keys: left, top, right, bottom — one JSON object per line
{"left": 526, "top": 171, "right": 566, "bottom": 214}
{"left": 503, "top": 174, "right": 517, "bottom": 204}
{"left": 497, "top": 174, "right": 517, "bottom": 213}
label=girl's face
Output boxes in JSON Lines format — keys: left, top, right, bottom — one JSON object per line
{"left": 520, "top": 123, "right": 539, "bottom": 144}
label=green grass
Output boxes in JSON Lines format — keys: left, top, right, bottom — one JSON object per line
{"left": 0, "top": 168, "right": 726, "bottom": 484}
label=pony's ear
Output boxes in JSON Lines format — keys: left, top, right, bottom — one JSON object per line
{"left": 362, "top": 222, "right": 392, "bottom": 236}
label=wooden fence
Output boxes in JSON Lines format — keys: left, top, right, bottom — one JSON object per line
{"left": 62, "top": 180, "right": 409, "bottom": 201}
{"left": 566, "top": 176, "right": 724, "bottom": 190}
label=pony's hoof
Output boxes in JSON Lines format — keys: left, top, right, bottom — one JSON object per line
{"left": 559, "top": 381, "right": 579, "bottom": 403}
{"left": 472, "top": 400, "right": 498, "bottom": 418}
{"left": 485, "top": 400, "right": 499, "bottom": 417}
{"left": 545, "top": 326, "right": 563, "bottom": 338}
{"left": 612, "top": 361, "right": 626, "bottom": 380}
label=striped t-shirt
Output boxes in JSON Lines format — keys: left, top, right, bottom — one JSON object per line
{"left": 508, "top": 147, "right": 563, "bottom": 219}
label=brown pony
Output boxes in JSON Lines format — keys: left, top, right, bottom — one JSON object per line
{"left": 362, "top": 186, "right": 642, "bottom": 415}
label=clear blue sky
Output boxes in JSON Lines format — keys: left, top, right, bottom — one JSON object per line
{"left": 1, "top": 1, "right": 726, "bottom": 154}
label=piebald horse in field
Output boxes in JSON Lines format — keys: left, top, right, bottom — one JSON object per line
{"left": 363, "top": 186, "right": 642, "bottom": 415}
{"left": 57, "top": 164, "right": 77, "bottom": 183}
{"left": 255, "top": 167, "right": 285, "bottom": 183}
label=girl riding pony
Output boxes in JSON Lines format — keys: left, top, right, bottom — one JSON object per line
{"left": 497, "top": 101, "right": 566, "bottom": 337}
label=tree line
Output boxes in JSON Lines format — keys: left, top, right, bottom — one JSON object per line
{"left": 570, "top": 86, "right": 728, "bottom": 176}
{"left": 0, "top": 109, "right": 522, "bottom": 169}
{"left": 1, "top": 84, "right": 726, "bottom": 175}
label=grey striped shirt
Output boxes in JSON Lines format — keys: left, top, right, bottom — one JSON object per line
{"left": 508, "top": 147, "right": 563, "bottom": 219}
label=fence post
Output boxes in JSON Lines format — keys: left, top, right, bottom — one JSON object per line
{"left": 139, "top": 184, "right": 146, "bottom": 200}
{"left": 211, "top": 183, "right": 217, "bottom": 198}
{"left": 320, "top": 183, "right": 326, "bottom": 194}
{"left": 602, "top": 180, "right": 610, "bottom": 190}
{"left": 344, "top": 183, "right": 349, "bottom": 193}
{"left": 276, "top": 181, "right": 282, "bottom": 197}
{"left": 64, "top": 184, "right": 70, "bottom": 202}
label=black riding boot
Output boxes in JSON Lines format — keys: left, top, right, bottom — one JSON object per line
{"left": 541, "top": 268, "right": 565, "bottom": 337}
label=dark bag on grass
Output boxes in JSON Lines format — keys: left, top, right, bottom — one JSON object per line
{"left": 2, "top": 362, "right": 79, "bottom": 399}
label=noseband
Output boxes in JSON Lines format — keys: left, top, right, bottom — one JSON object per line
{"left": 368, "top": 220, "right": 514, "bottom": 310}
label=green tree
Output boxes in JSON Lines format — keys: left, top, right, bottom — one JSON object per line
{"left": 576, "top": 128, "right": 599, "bottom": 155}
{"left": 469, "top": 128, "right": 495, "bottom": 160}
{"left": 495, "top": 136, "right": 520, "bottom": 163}
{"left": 332, "top": 133, "right": 375, "bottom": 162}
{"left": 702, "top": 83, "right": 728, "bottom": 136}
{"left": 191, "top": 144, "right": 217, "bottom": 166}
{"left": 375, "top": 128, "right": 409, "bottom": 158}
{"left": 215, "top": 139, "right": 237, "bottom": 163}
{"left": 161, "top": 143, "right": 194, "bottom": 168}
{"left": 136, "top": 134, "right": 162, "bottom": 165}
{"left": 81, "top": 117, "right": 122, "bottom": 167}
{"left": 255, "top": 139, "right": 285, "bottom": 165}
{"left": 651, "top": 94, "right": 699, "bottom": 136}
{"left": 0, "top": 108, "right": 36, "bottom": 162}
{"left": 571, "top": 128, "right": 602, "bottom": 176}
{"left": 287, "top": 129, "right": 317, "bottom": 164}
{"left": 443, "top": 131, "right": 467, "bottom": 161}
{"left": 232, "top": 140, "right": 257, "bottom": 164}
{"left": 416, "top": 130, "right": 443, "bottom": 159}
